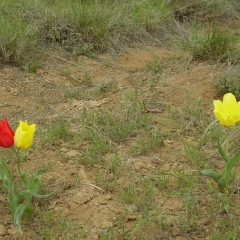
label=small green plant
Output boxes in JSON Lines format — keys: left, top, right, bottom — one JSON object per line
{"left": 177, "top": 25, "right": 237, "bottom": 62}
{"left": 148, "top": 58, "right": 163, "bottom": 75}
{"left": 39, "top": 116, "right": 70, "bottom": 147}
{"left": 130, "top": 127, "right": 164, "bottom": 156}
{"left": 0, "top": 15, "right": 37, "bottom": 64}
{"left": 122, "top": 178, "right": 156, "bottom": 213}
{"left": 216, "top": 66, "right": 240, "bottom": 100}
{"left": 183, "top": 193, "right": 199, "bottom": 232}
{"left": 37, "top": 210, "right": 87, "bottom": 239}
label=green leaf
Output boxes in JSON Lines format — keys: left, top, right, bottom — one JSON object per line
{"left": 19, "top": 168, "right": 27, "bottom": 186}
{"left": 24, "top": 205, "right": 33, "bottom": 219}
{"left": 217, "top": 137, "right": 228, "bottom": 163}
{"left": 29, "top": 178, "right": 39, "bottom": 192}
{"left": 0, "top": 161, "right": 13, "bottom": 192}
{"left": 14, "top": 204, "right": 27, "bottom": 235}
{"left": 200, "top": 169, "right": 227, "bottom": 191}
{"left": 33, "top": 164, "right": 54, "bottom": 179}
{"left": 200, "top": 169, "right": 222, "bottom": 182}
{"left": 225, "top": 150, "right": 240, "bottom": 178}
{"left": 34, "top": 168, "right": 45, "bottom": 179}
{"left": 0, "top": 159, "right": 11, "bottom": 181}
{"left": 17, "top": 189, "right": 52, "bottom": 203}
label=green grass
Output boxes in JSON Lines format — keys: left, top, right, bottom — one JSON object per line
{"left": 77, "top": 89, "right": 151, "bottom": 166}
{"left": 216, "top": 66, "right": 240, "bottom": 100}
{"left": 0, "top": 0, "right": 173, "bottom": 65}
{"left": 172, "top": 24, "right": 238, "bottom": 63}
{"left": 65, "top": 78, "right": 118, "bottom": 100}
{"left": 0, "top": 0, "right": 238, "bottom": 66}
{"left": 32, "top": 209, "right": 87, "bottom": 239}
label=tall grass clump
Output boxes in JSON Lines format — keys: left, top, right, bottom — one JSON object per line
{"left": 216, "top": 66, "right": 240, "bottom": 100}
{"left": 173, "top": 24, "right": 238, "bottom": 63}
{"left": 0, "top": 16, "right": 37, "bottom": 64}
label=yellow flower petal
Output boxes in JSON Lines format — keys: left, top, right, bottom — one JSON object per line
{"left": 213, "top": 100, "right": 222, "bottom": 110}
{"left": 213, "top": 93, "right": 240, "bottom": 127}
{"left": 14, "top": 121, "right": 36, "bottom": 149}
{"left": 222, "top": 93, "right": 237, "bottom": 115}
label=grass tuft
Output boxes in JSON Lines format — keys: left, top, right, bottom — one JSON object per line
{"left": 173, "top": 24, "right": 238, "bottom": 63}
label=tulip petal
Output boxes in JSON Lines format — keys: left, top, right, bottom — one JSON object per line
{"left": 14, "top": 121, "right": 36, "bottom": 149}
{"left": 0, "top": 118, "right": 14, "bottom": 148}
{"left": 213, "top": 93, "right": 240, "bottom": 127}
{"left": 213, "top": 100, "right": 223, "bottom": 111}
{"left": 0, "top": 132, "right": 14, "bottom": 148}
{"left": 222, "top": 93, "right": 237, "bottom": 115}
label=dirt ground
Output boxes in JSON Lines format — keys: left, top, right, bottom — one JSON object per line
{"left": 0, "top": 46, "right": 227, "bottom": 239}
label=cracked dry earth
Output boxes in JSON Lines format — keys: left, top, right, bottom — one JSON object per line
{"left": 0, "top": 46, "right": 223, "bottom": 239}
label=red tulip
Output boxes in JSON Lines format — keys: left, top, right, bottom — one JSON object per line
{"left": 0, "top": 118, "right": 14, "bottom": 148}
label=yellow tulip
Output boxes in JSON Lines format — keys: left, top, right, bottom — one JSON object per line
{"left": 14, "top": 121, "right": 36, "bottom": 149}
{"left": 213, "top": 93, "right": 240, "bottom": 127}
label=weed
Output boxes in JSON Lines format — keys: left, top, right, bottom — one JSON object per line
{"left": 169, "top": 98, "right": 210, "bottom": 137}
{"left": 107, "top": 153, "right": 125, "bottom": 178}
{"left": 37, "top": 116, "right": 70, "bottom": 149}
{"left": 175, "top": 25, "right": 238, "bottom": 63}
{"left": 150, "top": 170, "right": 171, "bottom": 190}
{"left": 35, "top": 210, "right": 87, "bottom": 239}
{"left": 184, "top": 141, "right": 213, "bottom": 168}
{"left": 99, "top": 214, "right": 131, "bottom": 240}
{"left": 122, "top": 177, "right": 156, "bottom": 214}
{"left": 216, "top": 66, "right": 240, "bottom": 100}
{"left": 148, "top": 57, "right": 163, "bottom": 75}
{"left": 65, "top": 78, "right": 117, "bottom": 100}
{"left": 0, "top": 16, "right": 37, "bottom": 64}
{"left": 77, "top": 99, "right": 150, "bottom": 166}
{"left": 26, "top": 61, "right": 42, "bottom": 73}
{"left": 130, "top": 126, "right": 164, "bottom": 156}
{"left": 182, "top": 193, "right": 200, "bottom": 232}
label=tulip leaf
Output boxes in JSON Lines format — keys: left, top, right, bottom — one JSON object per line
{"left": 217, "top": 137, "right": 228, "bottom": 163}
{"left": 0, "top": 160, "right": 12, "bottom": 191}
{"left": 200, "top": 169, "right": 222, "bottom": 182}
{"left": 19, "top": 168, "right": 27, "bottom": 186}
{"left": 224, "top": 150, "right": 240, "bottom": 178}
{"left": 24, "top": 205, "right": 33, "bottom": 218}
{"left": 14, "top": 204, "right": 26, "bottom": 235}
{"left": 33, "top": 163, "right": 53, "bottom": 179}
{"left": 0, "top": 158, "right": 11, "bottom": 180}
{"left": 17, "top": 190, "right": 51, "bottom": 203}
{"left": 33, "top": 168, "right": 46, "bottom": 179}
{"left": 200, "top": 169, "right": 227, "bottom": 191}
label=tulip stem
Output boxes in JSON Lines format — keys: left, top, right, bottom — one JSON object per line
{"left": 12, "top": 148, "right": 21, "bottom": 173}
{"left": 225, "top": 127, "right": 232, "bottom": 159}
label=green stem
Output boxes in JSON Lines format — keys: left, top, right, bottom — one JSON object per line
{"left": 12, "top": 147, "right": 29, "bottom": 189}
{"left": 12, "top": 147, "right": 21, "bottom": 173}
{"left": 225, "top": 127, "right": 232, "bottom": 158}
